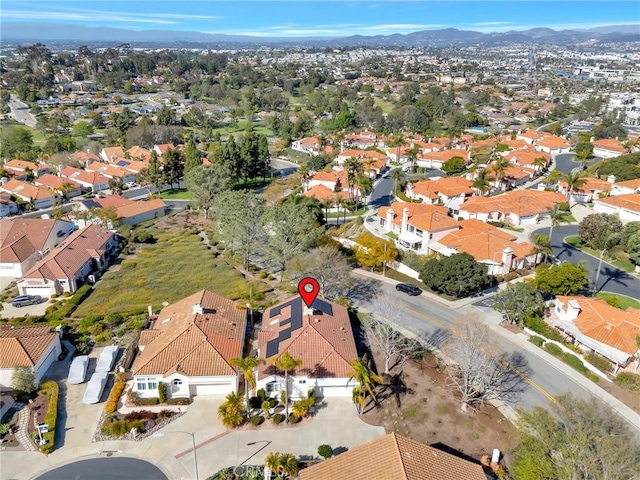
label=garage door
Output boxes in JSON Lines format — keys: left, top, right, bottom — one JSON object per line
{"left": 190, "top": 383, "right": 232, "bottom": 396}
{"left": 24, "top": 287, "right": 53, "bottom": 297}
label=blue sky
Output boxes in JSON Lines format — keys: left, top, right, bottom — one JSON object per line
{"left": 2, "top": 1, "right": 639, "bottom": 37}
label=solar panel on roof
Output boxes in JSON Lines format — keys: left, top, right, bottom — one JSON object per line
{"left": 311, "top": 298, "right": 333, "bottom": 315}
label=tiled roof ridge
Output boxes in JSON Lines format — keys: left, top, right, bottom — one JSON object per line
{"left": 193, "top": 320, "right": 238, "bottom": 371}
{"left": 390, "top": 432, "right": 409, "bottom": 480}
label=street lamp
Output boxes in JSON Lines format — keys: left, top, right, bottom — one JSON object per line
{"left": 154, "top": 431, "right": 198, "bottom": 480}
{"left": 241, "top": 440, "right": 272, "bottom": 466}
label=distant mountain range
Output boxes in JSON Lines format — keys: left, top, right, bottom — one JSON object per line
{"left": 1, "top": 22, "right": 639, "bottom": 48}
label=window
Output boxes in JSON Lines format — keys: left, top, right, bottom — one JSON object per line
{"left": 298, "top": 379, "right": 306, "bottom": 384}
{"left": 266, "top": 381, "right": 279, "bottom": 393}
{"left": 136, "top": 377, "right": 157, "bottom": 391}
{"left": 173, "top": 379, "right": 182, "bottom": 386}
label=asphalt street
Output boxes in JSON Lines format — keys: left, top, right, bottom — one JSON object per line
{"left": 34, "top": 457, "right": 168, "bottom": 480}
{"left": 7, "top": 95, "right": 37, "bottom": 127}
{"left": 356, "top": 281, "right": 595, "bottom": 413}
{"left": 554, "top": 152, "right": 599, "bottom": 173}
{"left": 534, "top": 224, "right": 640, "bottom": 299}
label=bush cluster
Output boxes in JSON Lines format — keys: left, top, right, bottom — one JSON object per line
{"left": 544, "top": 343, "right": 563, "bottom": 356}
{"left": 543, "top": 343, "right": 599, "bottom": 383}
{"left": 272, "top": 413, "right": 283, "bottom": 424}
{"left": 134, "top": 397, "right": 160, "bottom": 406}
{"left": 529, "top": 336, "right": 545, "bottom": 347}
{"left": 613, "top": 372, "right": 640, "bottom": 392}
{"left": 105, "top": 373, "right": 126, "bottom": 414}
{"left": 288, "top": 414, "right": 300, "bottom": 424}
{"left": 45, "top": 285, "right": 93, "bottom": 324}
{"left": 525, "top": 316, "right": 566, "bottom": 343}
{"left": 158, "top": 382, "right": 167, "bottom": 404}
{"left": 584, "top": 353, "right": 612, "bottom": 373}
{"left": 39, "top": 381, "right": 59, "bottom": 454}
{"left": 166, "top": 397, "right": 190, "bottom": 406}
{"left": 250, "top": 415, "right": 264, "bottom": 426}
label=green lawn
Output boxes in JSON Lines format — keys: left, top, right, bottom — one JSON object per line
{"left": 326, "top": 207, "right": 367, "bottom": 218}
{"left": 208, "top": 120, "right": 274, "bottom": 138}
{"left": 0, "top": 123, "right": 46, "bottom": 145}
{"left": 374, "top": 98, "right": 395, "bottom": 114}
{"left": 160, "top": 189, "right": 191, "bottom": 200}
{"left": 595, "top": 292, "right": 640, "bottom": 311}
{"left": 74, "top": 231, "right": 271, "bottom": 317}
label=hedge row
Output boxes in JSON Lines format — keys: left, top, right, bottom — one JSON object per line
{"left": 105, "top": 373, "right": 126, "bottom": 414}
{"left": 45, "top": 285, "right": 93, "bottom": 324}
{"left": 40, "top": 381, "right": 59, "bottom": 454}
{"left": 613, "top": 372, "right": 640, "bottom": 392}
{"left": 542, "top": 343, "right": 599, "bottom": 383}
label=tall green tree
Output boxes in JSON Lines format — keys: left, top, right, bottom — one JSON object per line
{"left": 420, "top": 253, "right": 488, "bottom": 298}
{"left": 561, "top": 170, "right": 588, "bottom": 204}
{"left": 493, "top": 282, "right": 544, "bottom": 326}
{"left": 271, "top": 352, "right": 303, "bottom": 422}
{"left": 162, "top": 147, "right": 183, "bottom": 190}
{"left": 1, "top": 126, "right": 34, "bottom": 159}
{"left": 472, "top": 168, "right": 495, "bottom": 196}
{"left": 186, "top": 163, "right": 234, "bottom": 218}
{"left": 578, "top": 213, "right": 623, "bottom": 250}
{"left": 512, "top": 394, "right": 640, "bottom": 480}
{"left": 534, "top": 262, "right": 588, "bottom": 296}
{"left": 212, "top": 190, "right": 266, "bottom": 269}
{"left": 139, "top": 149, "right": 165, "bottom": 194}
{"left": 182, "top": 138, "right": 202, "bottom": 174}
{"left": 11, "top": 367, "right": 36, "bottom": 395}
{"left": 266, "top": 199, "right": 324, "bottom": 272}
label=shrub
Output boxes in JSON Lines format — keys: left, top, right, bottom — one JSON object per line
{"left": 529, "top": 336, "right": 545, "bottom": 347}
{"left": 126, "top": 419, "right": 145, "bottom": 433}
{"left": 249, "top": 396, "right": 262, "bottom": 409}
{"left": 158, "top": 382, "right": 167, "bottom": 404}
{"left": 166, "top": 397, "right": 190, "bottom": 406}
{"left": 613, "top": 372, "right": 640, "bottom": 392}
{"left": 105, "top": 375, "right": 126, "bottom": 414}
{"left": 250, "top": 415, "right": 264, "bottom": 426}
{"left": 544, "top": 343, "right": 563, "bottom": 356}
{"left": 584, "top": 353, "right": 612, "bottom": 373}
{"left": 110, "top": 420, "right": 128, "bottom": 437}
{"left": 318, "top": 444, "right": 333, "bottom": 459}
{"left": 257, "top": 389, "right": 266, "bottom": 402}
{"left": 525, "top": 316, "right": 566, "bottom": 343}
{"left": 101, "top": 416, "right": 116, "bottom": 435}
{"left": 62, "top": 292, "right": 71, "bottom": 298}
{"left": 289, "top": 414, "right": 300, "bottom": 424}
{"left": 50, "top": 294, "right": 58, "bottom": 299}
{"left": 504, "top": 272, "right": 519, "bottom": 282}
{"left": 585, "top": 372, "right": 600, "bottom": 383}
{"left": 258, "top": 270, "right": 268, "bottom": 279}
{"left": 40, "top": 380, "right": 59, "bottom": 454}
{"left": 561, "top": 352, "right": 586, "bottom": 372}
{"left": 134, "top": 397, "right": 159, "bottom": 406}
{"left": 123, "top": 410, "right": 156, "bottom": 421}
{"left": 272, "top": 413, "right": 283, "bottom": 424}
{"left": 558, "top": 202, "right": 570, "bottom": 211}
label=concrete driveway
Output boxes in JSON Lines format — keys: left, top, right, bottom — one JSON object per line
{"left": 1, "top": 298, "right": 51, "bottom": 319}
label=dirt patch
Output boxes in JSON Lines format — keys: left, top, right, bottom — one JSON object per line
{"left": 598, "top": 381, "right": 640, "bottom": 415}
{"left": 361, "top": 347, "right": 518, "bottom": 464}
{"left": 26, "top": 392, "right": 50, "bottom": 445}
{"left": 153, "top": 210, "right": 210, "bottom": 232}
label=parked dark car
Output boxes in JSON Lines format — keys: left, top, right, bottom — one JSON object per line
{"left": 11, "top": 295, "right": 42, "bottom": 307}
{"left": 395, "top": 283, "right": 422, "bottom": 296}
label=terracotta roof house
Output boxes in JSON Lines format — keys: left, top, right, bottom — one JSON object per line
{"left": 34, "top": 174, "right": 83, "bottom": 199}
{"left": 256, "top": 296, "right": 358, "bottom": 399}
{"left": 85, "top": 162, "right": 136, "bottom": 184}
{"left": 16, "top": 225, "right": 117, "bottom": 298}
{"left": 534, "top": 135, "right": 572, "bottom": 155}
{"left": 126, "top": 146, "right": 152, "bottom": 162}
{"left": 419, "top": 149, "right": 470, "bottom": 169}
{"left": 306, "top": 170, "right": 348, "bottom": 194}
{"left": 437, "top": 220, "right": 538, "bottom": 276}
{"left": 131, "top": 290, "right": 247, "bottom": 398}
{"left": 593, "top": 193, "right": 640, "bottom": 223}
{"left": 0, "top": 179, "right": 60, "bottom": 210}
{"left": 593, "top": 138, "right": 627, "bottom": 159}
{"left": 59, "top": 166, "right": 110, "bottom": 192}
{"left": 551, "top": 296, "right": 640, "bottom": 370}
{"left": 504, "top": 150, "right": 551, "bottom": 172}
{"left": 610, "top": 178, "right": 640, "bottom": 196}
{"left": 405, "top": 177, "right": 474, "bottom": 210}
{"left": 0, "top": 218, "right": 76, "bottom": 281}
{"left": 458, "top": 190, "right": 566, "bottom": 226}
{"left": 378, "top": 203, "right": 460, "bottom": 254}
{"left": 99, "top": 146, "right": 126, "bottom": 163}
{"left": 153, "top": 143, "right": 176, "bottom": 156}
{"left": 292, "top": 136, "right": 321, "bottom": 156}
{"left": 72, "top": 150, "right": 102, "bottom": 167}
{"left": 3, "top": 160, "right": 51, "bottom": 179}
{"left": 336, "top": 149, "right": 387, "bottom": 166}
{"left": 303, "top": 184, "right": 343, "bottom": 204}
{"left": 0, "top": 325, "right": 62, "bottom": 388}
{"left": 516, "top": 129, "right": 543, "bottom": 144}
{"left": 299, "top": 432, "right": 489, "bottom": 480}
{"left": 557, "top": 176, "right": 612, "bottom": 204}
{"left": 484, "top": 163, "right": 534, "bottom": 190}
{"left": 77, "top": 196, "right": 168, "bottom": 226}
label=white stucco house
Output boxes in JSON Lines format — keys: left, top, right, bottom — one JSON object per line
{"left": 0, "top": 325, "right": 62, "bottom": 388}
{"left": 256, "top": 296, "right": 359, "bottom": 399}
{"left": 593, "top": 194, "right": 640, "bottom": 223}
{"left": 131, "top": 290, "right": 247, "bottom": 398}
{"left": 0, "top": 218, "right": 77, "bottom": 282}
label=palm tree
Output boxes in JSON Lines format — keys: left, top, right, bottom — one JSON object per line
{"left": 343, "top": 157, "right": 363, "bottom": 203}
{"left": 217, "top": 391, "right": 246, "bottom": 429}
{"left": 547, "top": 203, "right": 568, "bottom": 250}
{"left": 271, "top": 351, "right": 303, "bottom": 422}
{"left": 533, "top": 233, "right": 552, "bottom": 264}
{"left": 472, "top": 168, "right": 495, "bottom": 196}
{"left": 561, "top": 170, "right": 587, "bottom": 206}
{"left": 387, "top": 132, "right": 405, "bottom": 164}
{"left": 291, "top": 399, "right": 310, "bottom": 418}
{"left": 298, "top": 164, "right": 310, "bottom": 191}
{"left": 229, "top": 356, "right": 265, "bottom": 416}
{"left": 348, "top": 356, "right": 383, "bottom": 410}
{"left": 532, "top": 156, "right": 548, "bottom": 175}
{"left": 391, "top": 168, "right": 405, "bottom": 198}
{"left": 265, "top": 452, "right": 282, "bottom": 476}
{"left": 576, "top": 149, "right": 590, "bottom": 170}
{"left": 334, "top": 130, "right": 346, "bottom": 153}
{"left": 406, "top": 144, "right": 421, "bottom": 173}
{"left": 492, "top": 157, "right": 510, "bottom": 191}
{"left": 351, "top": 386, "right": 366, "bottom": 415}
{"left": 277, "top": 453, "right": 299, "bottom": 478}
{"left": 357, "top": 174, "right": 373, "bottom": 210}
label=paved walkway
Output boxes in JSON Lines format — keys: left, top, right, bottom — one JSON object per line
{"left": 13, "top": 402, "right": 37, "bottom": 452}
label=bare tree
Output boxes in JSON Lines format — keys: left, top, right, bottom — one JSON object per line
{"left": 444, "top": 315, "right": 530, "bottom": 412}
{"left": 368, "top": 297, "right": 422, "bottom": 375}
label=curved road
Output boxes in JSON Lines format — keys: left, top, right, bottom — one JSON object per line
{"left": 533, "top": 224, "right": 640, "bottom": 299}
{"left": 554, "top": 153, "right": 600, "bottom": 173}
{"left": 7, "top": 95, "right": 38, "bottom": 127}
{"left": 34, "top": 457, "right": 167, "bottom": 480}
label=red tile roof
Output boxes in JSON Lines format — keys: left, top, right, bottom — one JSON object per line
{"left": 0, "top": 325, "right": 59, "bottom": 368}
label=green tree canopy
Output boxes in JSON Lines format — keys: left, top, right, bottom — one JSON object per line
{"left": 419, "top": 253, "right": 487, "bottom": 298}
{"left": 185, "top": 163, "right": 234, "bottom": 218}
{"left": 441, "top": 156, "right": 466, "bottom": 175}
{"left": 578, "top": 213, "right": 623, "bottom": 250}
{"left": 534, "top": 262, "right": 587, "bottom": 296}
{"left": 1, "top": 126, "right": 34, "bottom": 159}
{"left": 512, "top": 394, "right": 640, "bottom": 480}
{"left": 493, "top": 282, "right": 544, "bottom": 326}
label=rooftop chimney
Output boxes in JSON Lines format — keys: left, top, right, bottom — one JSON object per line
{"left": 401, "top": 207, "right": 409, "bottom": 233}
{"left": 193, "top": 303, "right": 204, "bottom": 315}
{"left": 566, "top": 300, "right": 581, "bottom": 320}
{"left": 607, "top": 174, "right": 616, "bottom": 184}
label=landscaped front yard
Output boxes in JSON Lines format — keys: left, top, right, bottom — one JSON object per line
{"left": 74, "top": 230, "right": 271, "bottom": 317}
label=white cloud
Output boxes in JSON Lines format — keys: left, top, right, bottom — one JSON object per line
{"left": 474, "top": 22, "right": 511, "bottom": 26}
{"left": 355, "top": 23, "right": 446, "bottom": 32}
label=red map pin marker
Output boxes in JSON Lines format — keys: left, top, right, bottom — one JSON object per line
{"left": 298, "top": 277, "right": 320, "bottom": 308}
